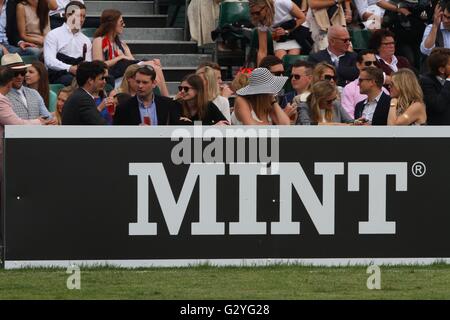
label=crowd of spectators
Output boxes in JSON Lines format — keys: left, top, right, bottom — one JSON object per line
{"left": 1, "top": 0, "right": 450, "bottom": 132}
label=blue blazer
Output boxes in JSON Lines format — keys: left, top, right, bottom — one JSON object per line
{"left": 354, "top": 91, "right": 391, "bottom": 126}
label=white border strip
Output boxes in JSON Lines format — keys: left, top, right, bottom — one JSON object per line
{"left": 5, "top": 258, "right": 450, "bottom": 269}
{"left": 6, "top": 125, "right": 450, "bottom": 138}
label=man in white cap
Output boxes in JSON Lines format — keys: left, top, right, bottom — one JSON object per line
{"left": 1, "top": 53, "right": 55, "bottom": 122}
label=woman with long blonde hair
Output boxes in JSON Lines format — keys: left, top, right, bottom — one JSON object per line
{"left": 196, "top": 66, "right": 231, "bottom": 121}
{"left": 117, "top": 64, "right": 139, "bottom": 96}
{"left": 297, "top": 80, "right": 352, "bottom": 125}
{"left": 388, "top": 68, "right": 426, "bottom": 125}
{"left": 250, "top": 0, "right": 306, "bottom": 65}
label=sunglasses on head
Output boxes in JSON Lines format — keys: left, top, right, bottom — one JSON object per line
{"left": 178, "top": 86, "right": 191, "bottom": 93}
{"left": 323, "top": 74, "right": 337, "bottom": 82}
{"left": 364, "top": 60, "right": 377, "bottom": 67}
{"left": 291, "top": 74, "right": 301, "bottom": 80}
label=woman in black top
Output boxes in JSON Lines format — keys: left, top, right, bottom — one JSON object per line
{"left": 175, "top": 74, "right": 229, "bottom": 125}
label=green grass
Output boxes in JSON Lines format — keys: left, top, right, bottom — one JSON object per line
{"left": 1, "top": 264, "right": 450, "bottom": 299}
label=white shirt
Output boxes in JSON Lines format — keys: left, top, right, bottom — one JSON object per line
{"left": 213, "top": 95, "right": 231, "bottom": 122}
{"left": 44, "top": 23, "right": 92, "bottom": 72}
{"left": 361, "top": 90, "right": 383, "bottom": 123}
{"left": 327, "top": 48, "right": 345, "bottom": 67}
{"left": 50, "top": 0, "right": 84, "bottom": 17}
{"left": 376, "top": 54, "right": 398, "bottom": 72}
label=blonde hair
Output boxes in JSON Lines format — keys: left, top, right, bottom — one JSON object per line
{"left": 312, "top": 62, "right": 336, "bottom": 84}
{"left": 391, "top": 68, "right": 424, "bottom": 114}
{"left": 55, "top": 87, "right": 73, "bottom": 125}
{"left": 307, "top": 81, "right": 337, "bottom": 123}
{"left": 196, "top": 66, "right": 220, "bottom": 101}
{"left": 118, "top": 64, "right": 140, "bottom": 94}
{"left": 249, "top": 0, "right": 275, "bottom": 27}
{"left": 230, "top": 72, "right": 250, "bottom": 93}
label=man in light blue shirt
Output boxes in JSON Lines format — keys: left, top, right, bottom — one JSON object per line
{"left": 420, "top": 2, "right": 450, "bottom": 56}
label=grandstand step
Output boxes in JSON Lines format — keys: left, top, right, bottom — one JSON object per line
{"left": 86, "top": 1, "right": 155, "bottom": 15}
{"left": 134, "top": 54, "right": 212, "bottom": 67}
{"left": 86, "top": 14, "right": 167, "bottom": 28}
{"left": 126, "top": 40, "right": 197, "bottom": 54}
{"left": 161, "top": 66, "right": 198, "bottom": 81}
{"left": 122, "top": 28, "right": 184, "bottom": 41}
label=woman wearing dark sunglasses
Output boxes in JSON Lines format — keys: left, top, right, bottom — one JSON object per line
{"left": 174, "top": 74, "right": 229, "bottom": 125}
{"left": 297, "top": 80, "right": 353, "bottom": 125}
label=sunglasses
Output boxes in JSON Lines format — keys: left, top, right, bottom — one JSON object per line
{"left": 272, "top": 71, "right": 284, "bottom": 76}
{"left": 291, "top": 74, "right": 302, "bottom": 80}
{"left": 364, "top": 60, "right": 377, "bottom": 67}
{"left": 14, "top": 70, "right": 27, "bottom": 77}
{"left": 178, "top": 86, "right": 192, "bottom": 93}
{"left": 336, "top": 38, "right": 351, "bottom": 43}
{"left": 323, "top": 74, "right": 337, "bottom": 82}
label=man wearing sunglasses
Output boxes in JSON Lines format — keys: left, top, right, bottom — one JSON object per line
{"left": 308, "top": 25, "right": 358, "bottom": 87}
{"left": 281, "top": 60, "right": 313, "bottom": 108}
{"left": 62, "top": 61, "right": 108, "bottom": 125}
{"left": 342, "top": 49, "right": 389, "bottom": 118}
{"left": 421, "top": 2, "right": 450, "bottom": 56}
{"left": 1, "top": 53, "right": 54, "bottom": 122}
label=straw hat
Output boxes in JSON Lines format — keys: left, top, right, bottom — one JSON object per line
{"left": 1, "top": 53, "right": 31, "bottom": 70}
{"left": 236, "top": 67, "right": 287, "bottom": 96}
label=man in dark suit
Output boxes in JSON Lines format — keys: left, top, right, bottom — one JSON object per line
{"left": 113, "top": 66, "right": 181, "bottom": 125}
{"left": 308, "top": 25, "right": 358, "bottom": 87}
{"left": 420, "top": 47, "right": 450, "bottom": 125}
{"left": 62, "top": 61, "right": 107, "bottom": 125}
{"left": 354, "top": 66, "right": 390, "bottom": 125}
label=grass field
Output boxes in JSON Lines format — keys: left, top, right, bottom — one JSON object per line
{"left": 1, "top": 263, "right": 450, "bottom": 299}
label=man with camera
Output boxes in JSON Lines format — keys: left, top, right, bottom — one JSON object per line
{"left": 421, "top": 2, "right": 450, "bottom": 56}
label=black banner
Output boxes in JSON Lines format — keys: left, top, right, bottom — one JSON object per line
{"left": 2, "top": 126, "right": 450, "bottom": 268}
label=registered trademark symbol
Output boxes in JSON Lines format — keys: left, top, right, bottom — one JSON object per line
{"left": 411, "top": 162, "right": 426, "bottom": 177}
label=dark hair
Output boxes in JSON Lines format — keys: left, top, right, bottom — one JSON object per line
{"left": 291, "top": 60, "right": 314, "bottom": 76}
{"left": 28, "top": 61, "right": 50, "bottom": 108}
{"left": 357, "top": 49, "right": 376, "bottom": 63}
{"left": 76, "top": 61, "right": 106, "bottom": 87}
{"left": 65, "top": 1, "right": 86, "bottom": 17}
{"left": 197, "top": 61, "right": 221, "bottom": 71}
{"left": 428, "top": 47, "right": 450, "bottom": 75}
{"left": 361, "top": 66, "right": 384, "bottom": 88}
{"left": 0, "top": 66, "right": 15, "bottom": 86}
{"left": 20, "top": 0, "right": 49, "bottom": 33}
{"left": 94, "top": 9, "right": 122, "bottom": 44}
{"left": 368, "top": 29, "right": 395, "bottom": 53}
{"left": 446, "top": 1, "right": 450, "bottom": 13}
{"left": 259, "top": 55, "right": 283, "bottom": 69}
{"left": 135, "top": 66, "right": 156, "bottom": 81}
{"left": 180, "top": 74, "right": 208, "bottom": 120}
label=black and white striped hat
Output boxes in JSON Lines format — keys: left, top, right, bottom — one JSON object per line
{"left": 236, "top": 67, "right": 288, "bottom": 96}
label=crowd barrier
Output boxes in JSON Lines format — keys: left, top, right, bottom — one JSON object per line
{"left": 2, "top": 126, "right": 450, "bottom": 269}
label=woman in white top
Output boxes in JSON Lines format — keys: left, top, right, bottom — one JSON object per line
{"left": 196, "top": 66, "right": 231, "bottom": 121}
{"left": 249, "top": 0, "right": 306, "bottom": 65}
{"left": 231, "top": 67, "right": 290, "bottom": 125}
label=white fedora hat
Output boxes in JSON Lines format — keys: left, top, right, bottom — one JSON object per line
{"left": 236, "top": 67, "right": 287, "bottom": 96}
{"left": 1, "top": 53, "right": 31, "bottom": 70}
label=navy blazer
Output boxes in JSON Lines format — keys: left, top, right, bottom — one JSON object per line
{"left": 113, "top": 95, "right": 181, "bottom": 125}
{"left": 354, "top": 91, "right": 391, "bottom": 126}
{"left": 62, "top": 88, "right": 107, "bottom": 125}
{"left": 420, "top": 73, "right": 450, "bottom": 125}
{"left": 308, "top": 49, "right": 359, "bottom": 86}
